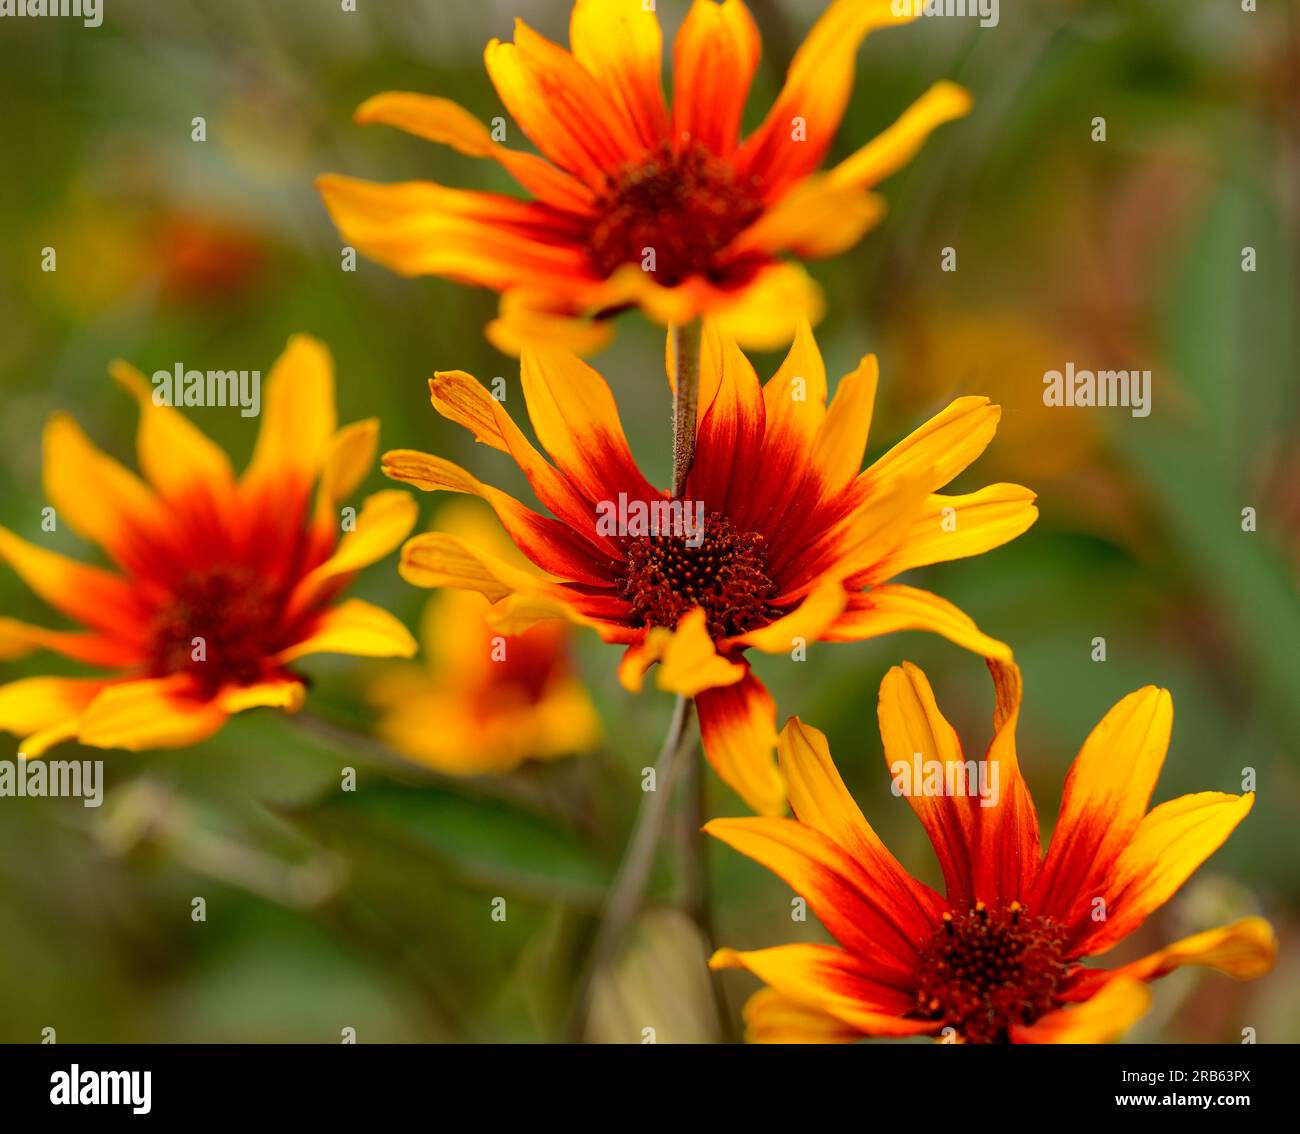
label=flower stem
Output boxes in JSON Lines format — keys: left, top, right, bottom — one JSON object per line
{"left": 671, "top": 319, "right": 703, "bottom": 496}
{"left": 566, "top": 694, "right": 695, "bottom": 1038}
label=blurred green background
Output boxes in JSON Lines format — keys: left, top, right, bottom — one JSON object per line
{"left": 0, "top": 0, "right": 1296, "bottom": 1043}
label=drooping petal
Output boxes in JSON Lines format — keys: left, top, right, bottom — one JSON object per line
{"left": 710, "top": 944, "right": 934, "bottom": 1036}
{"left": 821, "top": 584, "right": 1012, "bottom": 661}
{"left": 778, "top": 716, "right": 946, "bottom": 936}
{"left": 1009, "top": 977, "right": 1151, "bottom": 1044}
{"left": 695, "top": 672, "right": 785, "bottom": 817}
{"left": 352, "top": 91, "right": 594, "bottom": 213}
{"left": 727, "top": 577, "right": 847, "bottom": 654}
{"left": 735, "top": 0, "right": 919, "bottom": 201}
{"left": 77, "top": 676, "right": 229, "bottom": 752}
{"left": 1076, "top": 918, "right": 1277, "bottom": 991}
{"left": 278, "top": 599, "right": 416, "bottom": 662}
{"left": 874, "top": 485, "right": 1039, "bottom": 578}
{"left": 739, "top": 987, "right": 864, "bottom": 1044}
{"left": 1073, "top": 791, "right": 1256, "bottom": 957}
{"left": 672, "top": 0, "right": 761, "bottom": 156}
{"left": 1031, "top": 685, "right": 1174, "bottom": 933}
{"left": 829, "top": 80, "right": 973, "bottom": 190}
{"left": 217, "top": 679, "right": 308, "bottom": 715}
{"left": 704, "top": 817, "right": 925, "bottom": 984}
{"left": 616, "top": 607, "right": 745, "bottom": 697}
{"left": 570, "top": 0, "right": 669, "bottom": 150}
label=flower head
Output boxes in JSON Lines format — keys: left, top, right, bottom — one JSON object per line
{"left": 368, "top": 501, "right": 600, "bottom": 774}
{"left": 317, "top": 0, "right": 971, "bottom": 353}
{"left": 0, "top": 336, "right": 418, "bottom": 756}
{"left": 382, "top": 321, "right": 1035, "bottom": 814}
{"left": 707, "top": 662, "right": 1276, "bottom": 1043}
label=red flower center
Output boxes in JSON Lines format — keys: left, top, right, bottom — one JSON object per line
{"left": 914, "top": 902, "right": 1071, "bottom": 1044}
{"left": 617, "top": 511, "right": 776, "bottom": 640}
{"left": 587, "top": 142, "right": 765, "bottom": 287}
{"left": 148, "top": 565, "right": 289, "bottom": 695}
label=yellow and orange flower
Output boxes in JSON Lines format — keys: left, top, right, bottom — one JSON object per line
{"left": 707, "top": 662, "right": 1276, "bottom": 1043}
{"left": 368, "top": 501, "right": 600, "bottom": 775}
{"left": 381, "top": 321, "right": 1036, "bottom": 815}
{"left": 0, "top": 336, "right": 418, "bottom": 756}
{"left": 317, "top": 0, "right": 971, "bottom": 354}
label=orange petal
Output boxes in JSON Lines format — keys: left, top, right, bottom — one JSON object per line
{"left": 0, "top": 617, "right": 141, "bottom": 668}
{"left": 711, "top": 944, "right": 934, "bottom": 1037}
{"left": 778, "top": 716, "right": 946, "bottom": 936}
{"left": 727, "top": 175, "right": 886, "bottom": 260}
{"left": 829, "top": 80, "right": 972, "bottom": 190}
{"left": 1076, "top": 792, "right": 1256, "bottom": 957}
{"left": 673, "top": 0, "right": 761, "bottom": 156}
{"left": 735, "top": 0, "right": 919, "bottom": 200}
{"left": 243, "top": 334, "right": 337, "bottom": 493}
{"left": 0, "top": 676, "right": 107, "bottom": 758}
{"left": 617, "top": 608, "right": 746, "bottom": 697}
{"left": 876, "top": 484, "right": 1038, "bottom": 577}
{"left": 705, "top": 817, "right": 924, "bottom": 983}
{"left": 822, "top": 584, "right": 1013, "bottom": 661}
{"left": 739, "top": 987, "right": 864, "bottom": 1044}
{"left": 279, "top": 599, "right": 415, "bottom": 663}
{"left": 1010, "top": 977, "right": 1151, "bottom": 1044}
{"left": 1093, "top": 917, "right": 1277, "bottom": 986}
{"left": 353, "top": 91, "right": 593, "bottom": 213}
{"left": 77, "top": 676, "right": 228, "bottom": 752}
{"left": 695, "top": 672, "right": 785, "bottom": 817}
{"left": 484, "top": 21, "right": 641, "bottom": 187}
{"left": 1031, "top": 685, "right": 1174, "bottom": 935}
{"left": 570, "top": 0, "right": 669, "bottom": 149}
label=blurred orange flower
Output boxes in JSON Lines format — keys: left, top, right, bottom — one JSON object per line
{"left": 368, "top": 501, "right": 600, "bottom": 775}
{"left": 0, "top": 336, "right": 417, "bottom": 756}
{"left": 707, "top": 662, "right": 1276, "bottom": 1043}
{"left": 317, "top": 0, "right": 970, "bottom": 353}
{"left": 382, "top": 321, "right": 1035, "bottom": 815}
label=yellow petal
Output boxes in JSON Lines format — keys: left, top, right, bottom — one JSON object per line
{"left": 731, "top": 578, "right": 847, "bottom": 653}
{"left": 728, "top": 176, "right": 886, "bottom": 259}
{"left": 830, "top": 80, "right": 973, "bottom": 190}
{"left": 1010, "top": 978, "right": 1151, "bottom": 1044}
{"left": 814, "top": 354, "right": 879, "bottom": 490}
{"left": 217, "top": 679, "right": 307, "bottom": 715}
{"left": 1107, "top": 917, "right": 1278, "bottom": 984}
{"left": 243, "top": 334, "right": 337, "bottom": 491}
{"left": 696, "top": 675, "right": 786, "bottom": 816}
{"left": 77, "top": 677, "right": 229, "bottom": 752}
{"left": 569, "top": 0, "right": 668, "bottom": 149}
{"left": 317, "top": 419, "right": 379, "bottom": 515}
{"left": 877, "top": 484, "right": 1038, "bottom": 577}
{"left": 740, "top": 988, "right": 863, "bottom": 1044}
{"left": 824, "top": 584, "right": 1013, "bottom": 661}
{"left": 278, "top": 599, "right": 416, "bottom": 663}
{"left": 110, "top": 359, "right": 235, "bottom": 498}
{"left": 616, "top": 608, "right": 746, "bottom": 697}
{"left": 865, "top": 395, "right": 1000, "bottom": 494}
{"left": 0, "top": 676, "right": 106, "bottom": 752}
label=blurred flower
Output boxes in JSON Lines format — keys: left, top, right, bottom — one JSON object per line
{"left": 707, "top": 661, "right": 1276, "bottom": 1043}
{"left": 368, "top": 500, "right": 600, "bottom": 775}
{"left": 382, "top": 320, "right": 1035, "bottom": 815}
{"left": 317, "top": 0, "right": 970, "bottom": 354}
{"left": 0, "top": 336, "right": 417, "bottom": 756}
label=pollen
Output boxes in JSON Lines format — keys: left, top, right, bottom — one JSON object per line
{"left": 617, "top": 511, "right": 776, "bottom": 640}
{"left": 148, "top": 565, "right": 289, "bottom": 695}
{"left": 587, "top": 142, "right": 765, "bottom": 287}
{"left": 915, "top": 902, "right": 1072, "bottom": 1044}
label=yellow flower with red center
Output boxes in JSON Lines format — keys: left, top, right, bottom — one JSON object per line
{"left": 381, "top": 321, "right": 1036, "bottom": 815}
{"left": 368, "top": 501, "right": 601, "bottom": 775}
{"left": 317, "top": 0, "right": 971, "bottom": 354}
{"left": 0, "top": 336, "right": 418, "bottom": 756}
{"left": 707, "top": 661, "right": 1276, "bottom": 1043}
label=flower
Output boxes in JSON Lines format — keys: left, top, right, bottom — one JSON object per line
{"left": 0, "top": 336, "right": 418, "bottom": 756}
{"left": 381, "top": 320, "right": 1036, "bottom": 814}
{"left": 317, "top": 0, "right": 971, "bottom": 354}
{"left": 706, "top": 661, "right": 1276, "bottom": 1043}
{"left": 368, "top": 500, "right": 600, "bottom": 774}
